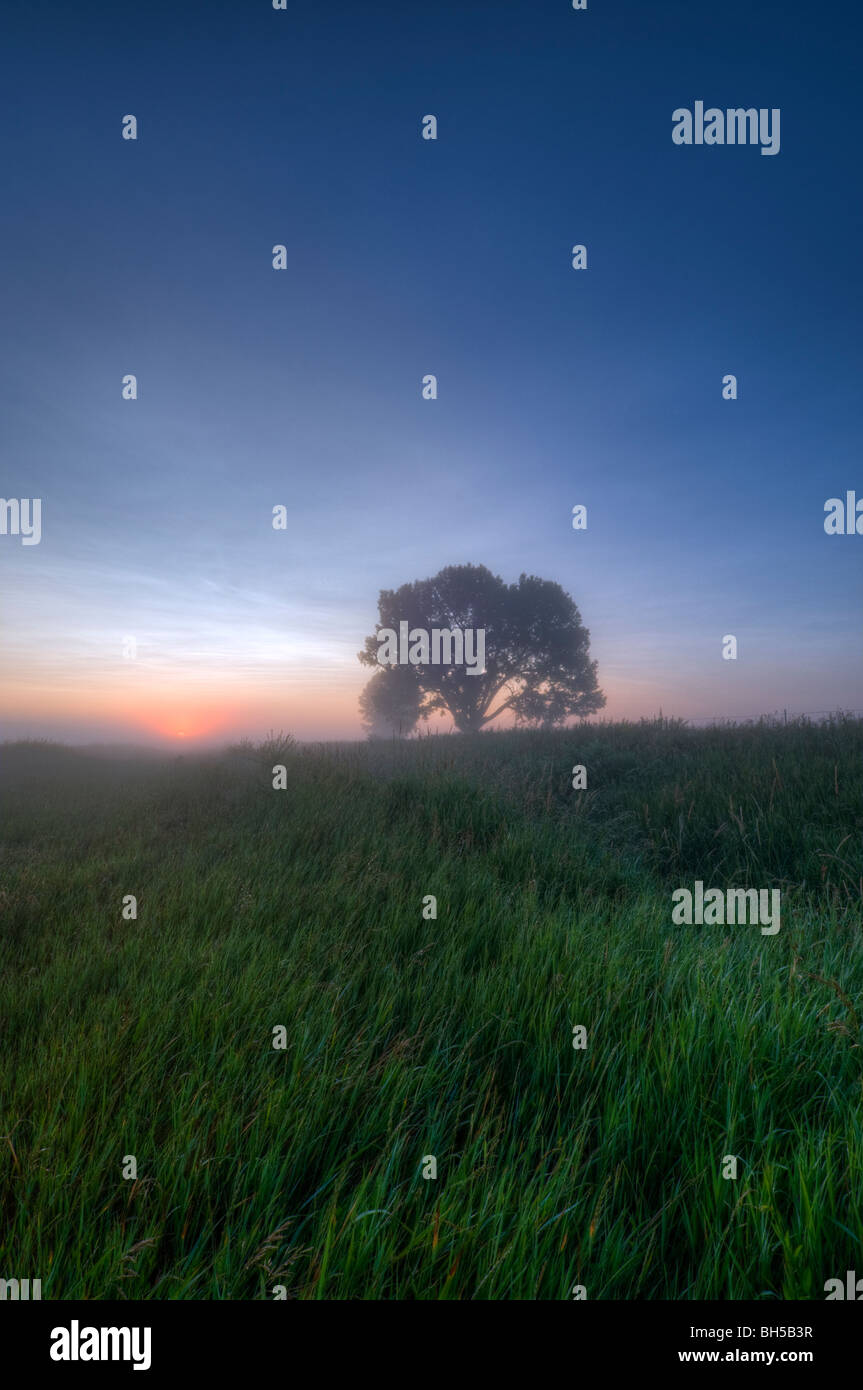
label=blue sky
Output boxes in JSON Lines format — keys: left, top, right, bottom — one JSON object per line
{"left": 1, "top": 0, "right": 861, "bottom": 740}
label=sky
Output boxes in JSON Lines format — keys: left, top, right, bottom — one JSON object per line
{"left": 1, "top": 0, "right": 861, "bottom": 744}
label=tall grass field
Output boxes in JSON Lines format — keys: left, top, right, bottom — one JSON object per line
{"left": 2, "top": 717, "right": 862, "bottom": 1299}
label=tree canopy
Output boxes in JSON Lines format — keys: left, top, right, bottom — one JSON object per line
{"left": 358, "top": 563, "right": 605, "bottom": 735}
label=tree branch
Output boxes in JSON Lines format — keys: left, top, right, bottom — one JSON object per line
{"left": 481, "top": 695, "right": 518, "bottom": 724}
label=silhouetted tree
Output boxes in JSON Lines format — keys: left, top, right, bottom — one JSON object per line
{"left": 358, "top": 667, "right": 422, "bottom": 739}
{"left": 358, "top": 563, "right": 605, "bottom": 733}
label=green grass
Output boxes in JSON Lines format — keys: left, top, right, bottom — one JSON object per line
{"left": 1, "top": 717, "right": 862, "bottom": 1299}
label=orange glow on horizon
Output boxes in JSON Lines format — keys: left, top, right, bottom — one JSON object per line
{"left": 0, "top": 675, "right": 371, "bottom": 743}
{"left": 0, "top": 669, "right": 653, "bottom": 745}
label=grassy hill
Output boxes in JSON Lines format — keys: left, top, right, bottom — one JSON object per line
{"left": 2, "top": 718, "right": 862, "bottom": 1299}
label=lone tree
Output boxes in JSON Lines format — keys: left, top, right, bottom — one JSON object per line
{"left": 358, "top": 563, "right": 605, "bottom": 734}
